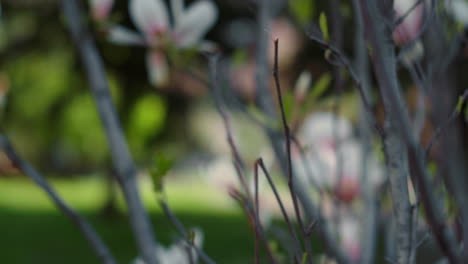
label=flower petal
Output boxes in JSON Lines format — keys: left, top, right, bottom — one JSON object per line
{"left": 170, "top": 0, "right": 184, "bottom": 26}
{"left": 107, "top": 25, "right": 145, "bottom": 46}
{"left": 146, "top": 50, "right": 169, "bottom": 87}
{"left": 130, "top": 0, "right": 169, "bottom": 39}
{"left": 393, "top": 0, "right": 424, "bottom": 45}
{"left": 173, "top": 0, "right": 218, "bottom": 48}
{"left": 89, "top": 0, "right": 114, "bottom": 21}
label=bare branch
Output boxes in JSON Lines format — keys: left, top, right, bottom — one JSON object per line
{"left": 272, "top": 39, "right": 314, "bottom": 264}
{"left": 208, "top": 54, "right": 277, "bottom": 264}
{"left": 306, "top": 28, "right": 383, "bottom": 136}
{"left": 425, "top": 90, "right": 468, "bottom": 157}
{"left": 358, "top": 1, "right": 463, "bottom": 263}
{"left": 255, "top": 159, "right": 303, "bottom": 263}
{"left": 0, "top": 135, "right": 116, "bottom": 264}
{"left": 60, "top": 1, "right": 158, "bottom": 263}
{"left": 159, "top": 201, "right": 217, "bottom": 264}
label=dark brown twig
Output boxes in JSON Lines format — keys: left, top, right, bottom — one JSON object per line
{"left": 229, "top": 187, "right": 278, "bottom": 264}
{"left": 272, "top": 39, "right": 314, "bottom": 264}
{"left": 255, "top": 159, "right": 303, "bottom": 263}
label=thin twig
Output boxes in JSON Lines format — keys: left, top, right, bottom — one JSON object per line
{"left": 207, "top": 54, "right": 277, "bottom": 264}
{"left": 253, "top": 1, "right": 351, "bottom": 262}
{"left": 425, "top": 89, "right": 468, "bottom": 157}
{"left": 255, "top": 159, "right": 303, "bottom": 263}
{"left": 272, "top": 39, "right": 314, "bottom": 264}
{"left": 159, "top": 201, "right": 217, "bottom": 264}
{"left": 254, "top": 162, "right": 260, "bottom": 264}
{"left": 359, "top": 1, "right": 463, "bottom": 263}
{"left": 306, "top": 29, "right": 383, "bottom": 137}
{"left": 60, "top": 1, "right": 158, "bottom": 263}
{"left": 0, "top": 135, "right": 116, "bottom": 264}
{"left": 229, "top": 188, "right": 278, "bottom": 264}
{"left": 207, "top": 54, "right": 251, "bottom": 200}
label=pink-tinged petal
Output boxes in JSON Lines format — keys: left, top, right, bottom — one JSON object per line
{"left": 130, "top": 0, "right": 169, "bottom": 41}
{"left": 107, "top": 26, "right": 146, "bottom": 46}
{"left": 173, "top": 0, "right": 218, "bottom": 48}
{"left": 339, "top": 215, "right": 362, "bottom": 262}
{"left": 90, "top": 0, "right": 114, "bottom": 21}
{"left": 146, "top": 51, "right": 169, "bottom": 87}
{"left": 393, "top": 0, "right": 424, "bottom": 45}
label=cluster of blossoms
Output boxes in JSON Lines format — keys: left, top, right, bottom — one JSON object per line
{"left": 89, "top": 0, "right": 218, "bottom": 87}
{"left": 293, "top": 112, "right": 385, "bottom": 262}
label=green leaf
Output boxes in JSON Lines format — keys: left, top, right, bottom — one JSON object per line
{"left": 456, "top": 95, "right": 465, "bottom": 113}
{"left": 149, "top": 153, "right": 174, "bottom": 193}
{"left": 289, "top": 0, "right": 315, "bottom": 26}
{"left": 465, "top": 104, "right": 468, "bottom": 120}
{"left": 127, "top": 94, "right": 167, "bottom": 157}
{"left": 299, "top": 73, "right": 332, "bottom": 116}
{"left": 319, "top": 12, "right": 329, "bottom": 42}
{"left": 310, "top": 73, "right": 331, "bottom": 100}
{"left": 301, "top": 252, "right": 308, "bottom": 263}
{"left": 232, "top": 49, "right": 248, "bottom": 66}
{"left": 283, "top": 91, "right": 295, "bottom": 122}
{"left": 247, "top": 104, "right": 280, "bottom": 129}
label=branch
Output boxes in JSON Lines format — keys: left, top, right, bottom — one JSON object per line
{"left": 351, "top": 1, "right": 379, "bottom": 263}
{"left": 159, "top": 201, "right": 217, "bottom": 264}
{"left": 254, "top": 159, "right": 303, "bottom": 263}
{"left": 252, "top": 1, "right": 351, "bottom": 262}
{"left": 358, "top": 1, "right": 463, "bottom": 263}
{"left": 0, "top": 135, "right": 116, "bottom": 264}
{"left": 207, "top": 54, "right": 277, "bottom": 264}
{"left": 306, "top": 28, "right": 383, "bottom": 136}
{"left": 60, "top": 1, "right": 159, "bottom": 263}
{"left": 272, "top": 39, "right": 314, "bottom": 264}
{"left": 425, "top": 90, "right": 468, "bottom": 157}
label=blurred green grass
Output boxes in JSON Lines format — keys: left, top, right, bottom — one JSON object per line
{"left": 0, "top": 176, "right": 254, "bottom": 264}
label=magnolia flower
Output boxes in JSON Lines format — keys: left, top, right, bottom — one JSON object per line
{"left": 393, "top": 0, "right": 424, "bottom": 46}
{"left": 298, "top": 112, "right": 352, "bottom": 146}
{"left": 109, "top": 0, "right": 218, "bottom": 86}
{"left": 337, "top": 210, "right": 363, "bottom": 262}
{"left": 89, "top": 0, "right": 114, "bottom": 21}
{"left": 293, "top": 112, "right": 384, "bottom": 203}
{"left": 133, "top": 228, "right": 204, "bottom": 264}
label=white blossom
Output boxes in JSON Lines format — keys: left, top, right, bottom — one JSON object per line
{"left": 293, "top": 112, "right": 384, "bottom": 201}
{"left": 132, "top": 228, "right": 204, "bottom": 264}
{"left": 108, "top": 0, "right": 218, "bottom": 86}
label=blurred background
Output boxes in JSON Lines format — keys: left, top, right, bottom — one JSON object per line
{"left": 0, "top": 0, "right": 467, "bottom": 263}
